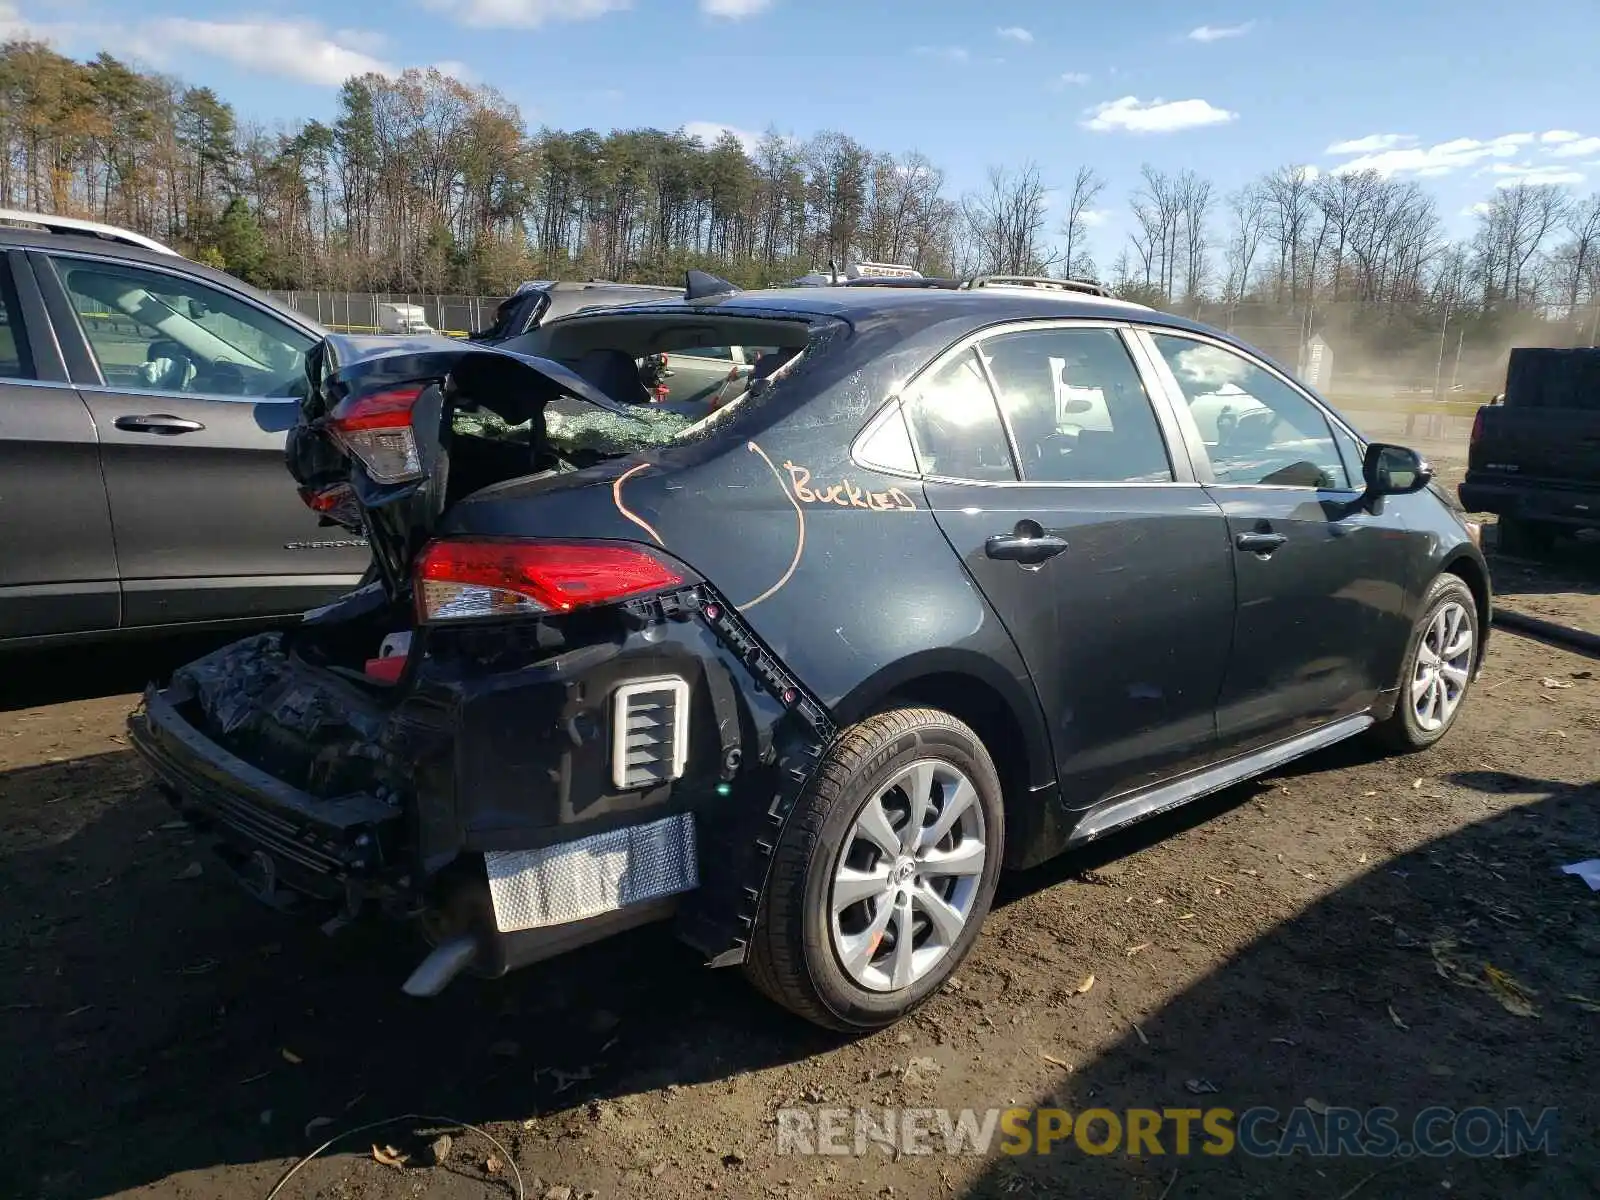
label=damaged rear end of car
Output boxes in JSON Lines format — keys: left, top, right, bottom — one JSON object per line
{"left": 129, "top": 315, "right": 839, "bottom": 996}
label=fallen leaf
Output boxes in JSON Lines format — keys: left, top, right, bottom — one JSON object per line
{"left": 1358, "top": 854, "right": 1369, "bottom": 865}
{"left": 1412, "top": 779, "right": 1424, "bottom": 789}
{"left": 1126, "top": 943, "right": 1151, "bottom": 958}
{"left": 304, "top": 1117, "right": 335, "bottom": 1139}
{"left": 1132, "top": 1023, "right": 1149, "bottom": 1046}
{"left": 1484, "top": 964, "right": 1540, "bottom": 1018}
{"left": 1074, "top": 975, "right": 1096, "bottom": 995}
{"left": 428, "top": 1134, "right": 453, "bottom": 1166}
{"left": 1177, "top": 912, "right": 1197, "bottom": 921}
{"left": 1563, "top": 993, "right": 1600, "bottom": 1013}
{"left": 173, "top": 862, "right": 203, "bottom": 881}
{"left": 1387, "top": 1005, "right": 1410, "bottom": 1031}
{"left": 1430, "top": 936, "right": 1473, "bottom": 986}
{"left": 1184, "top": 1079, "right": 1218, "bottom": 1095}
{"left": 486, "top": 1154, "right": 503, "bottom": 1175}
{"left": 281, "top": 1048, "right": 303, "bottom": 1065}
{"left": 1270, "top": 1037, "right": 1297, "bottom": 1047}
{"left": 1305, "top": 1098, "right": 1330, "bottom": 1115}
{"left": 1040, "top": 1053, "right": 1073, "bottom": 1070}
{"left": 157, "top": 820, "right": 189, "bottom": 831}
{"left": 1540, "top": 677, "right": 1574, "bottom": 690}
{"left": 372, "top": 1144, "right": 408, "bottom": 1168}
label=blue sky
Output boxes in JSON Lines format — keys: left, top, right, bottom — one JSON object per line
{"left": 7, "top": 0, "right": 1598, "bottom": 264}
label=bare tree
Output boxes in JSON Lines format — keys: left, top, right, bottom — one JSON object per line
{"left": 1176, "top": 169, "right": 1213, "bottom": 304}
{"left": 1260, "top": 164, "right": 1318, "bottom": 304}
{"left": 1552, "top": 191, "right": 1600, "bottom": 315}
{"left": 1222, "top": 183, "right": 1267, "bottom": 303}
{"left": 961, "top": 161, "right": 1061, "bottom": 276}
{"left": 1473, "top": 183, "right": 1570, "bottom": 306}
{"left": 1130, "top": 164, "right": 1182, "bottom": 300}
{"left": 1058, "top": 164, "right": 1105, "bottom": 279}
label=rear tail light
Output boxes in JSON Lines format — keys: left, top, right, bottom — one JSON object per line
{"left": 327, "top": 384, "right": 427, "bottom": 484}
{"left": 415, "top": 539, "right": 684, "bottom": 622}
{"left": 1470, "top": 410, "right": 1484, "bottom": 446}
{"left": 298, "top": 482, "right": 363, "bottom": 528}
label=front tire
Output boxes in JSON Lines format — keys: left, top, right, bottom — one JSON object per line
{"left": 1373, "top": 574, "right": 1479, "bottom": 752}
{"left": 744, "top": 707, "right": 1004, "bottom": 1030}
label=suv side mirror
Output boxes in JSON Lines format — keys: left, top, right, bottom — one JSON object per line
{"left": 1362, "top": 442, "right": 1432, "bottom": 500}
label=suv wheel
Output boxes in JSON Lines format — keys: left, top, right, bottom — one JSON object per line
{"left": 745, "top": 707, "right": 1004, "bottom": 1030}
{"left": 1373, "top": 574, "right": 1479, "bottom": 752}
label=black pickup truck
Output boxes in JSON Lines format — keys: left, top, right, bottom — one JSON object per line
{"left": 1460, "top": 346, "right": 1600, "bottom": 554}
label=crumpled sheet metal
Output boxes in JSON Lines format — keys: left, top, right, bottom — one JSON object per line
{"left": 173, "top": 632, "right": 287, "bottom": 736}
{"left": 174, "top": 632, "right": 383, "bottom": 743}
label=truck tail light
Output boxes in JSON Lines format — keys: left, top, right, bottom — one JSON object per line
{"left": 415, "top": 539, "right": 684, "bottom": 622}
{"left": 327, "top": 384, "right": 427, "bottom": 484}
{"left": 1470, "top": 410, "right": 1484, "bottom": 446}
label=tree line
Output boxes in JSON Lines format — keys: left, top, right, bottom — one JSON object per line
{"left": 2, "top": 38, "right": 1597, "bottom": 359}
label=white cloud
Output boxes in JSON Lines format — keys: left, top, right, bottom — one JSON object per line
{"left": 140, "top": 18, "right": 395, "bottom": 85}
{"left": 1080, "top": 208, "right": 1109, "bottom": 227}
{"left": 1055, "top": 71, "right": 1091, "bottom": 86}
{"left": 1548, "top": 135, "right": 1600, "bottom": 158}
{"left": 1325, "top": 133, "right": 1415, "bottom": 155}
{"left": 996, "top": 25, "right": 1033, "bottom": 42}
{"left": 1463, "top": 201, "right": 1494, "bottom": 217}
{"left": 914, "top": 45, "right": 970, "bottom": 62}
{"left": 683, "top": 121, "right": 760, "bottom": 154}
{"left": 421, "top": 0, "right": 629, "bottom": 31}
{"left": 701, "top": 0, "right": 772, "bottom": 18}
{"left": 1082, "top": 95, "right": 1237, "bottom": 134}
{"left": 1487, "top": 162, "right": 1586, "bottom": 187}
{"left": 1187, "top": 21, "right": 1255, "bottom": 42}
{"left": 1540, "top": 130, "right": 1582, "bottom": 144}
{"left": 431, "top": 59, "right": 474, "bottom": 82}
{"left": 1330, "top": 133, "right": 1534, "bottom": 177}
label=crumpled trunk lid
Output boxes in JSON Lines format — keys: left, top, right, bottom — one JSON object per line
{"left": 287, "top": 334, "right": 667, "bottom": 602}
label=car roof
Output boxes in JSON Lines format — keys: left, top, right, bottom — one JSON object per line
{"left": 0, "top": 223, "right": 323, "bottom": 333}
{"left": 593, "top": 284, "right": 1229, "bottom": 343}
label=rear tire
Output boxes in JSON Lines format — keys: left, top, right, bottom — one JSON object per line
{"left": 1372, "top": 574, "right": 1479, "bottom": 752}
{"left": 1495, "top": 516, "right": 1556, "bottom": 558}
{"left": 744, "top": 707, "right": 1004, "bottom": 1030}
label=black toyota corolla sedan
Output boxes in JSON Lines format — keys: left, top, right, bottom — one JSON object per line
{"left": 129, "top": 276, "right": 1490, "bottom": 1030}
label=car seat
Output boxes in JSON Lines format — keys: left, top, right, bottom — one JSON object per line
{"left": 571, "top": 348, "right": 651, "bottom": 405}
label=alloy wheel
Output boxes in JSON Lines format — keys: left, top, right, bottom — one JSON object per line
{"left": 828, "top": 759, "right": 987, "bottom": 993}
{"left": 1412, "top": 601, "right": 1474, "bottom": 732}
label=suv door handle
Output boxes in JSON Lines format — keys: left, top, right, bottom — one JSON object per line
{"left": 985, "top": 533, "right": 1070, "bottom": 564}
{"left": 1235, "top": 531, "right": 1288, "bottom": 555}
{"left": 114, "top": 414, "right": 206, "bottom": 435}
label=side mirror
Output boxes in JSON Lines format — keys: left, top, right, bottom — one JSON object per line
{"left": 1362, "top": 442, "right": 1432, "bottom": 500}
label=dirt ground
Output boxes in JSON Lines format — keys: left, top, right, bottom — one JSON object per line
{"left": 3, "top": 457, "right": 1597, "bottom": 1200}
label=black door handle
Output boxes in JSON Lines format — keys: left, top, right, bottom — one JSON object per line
{"left": 114, "top": 414, "right": 205, "bottom": 435}
{"left": 1235, "top": 531, "right": 1288, "bottom": 555}
{"left": 985, "top": 533, "right": 1070, "bottom": 564}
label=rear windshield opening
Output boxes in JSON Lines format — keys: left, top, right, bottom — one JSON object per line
{"left": 453, "top": 314, "right": 820, "bottom": 467}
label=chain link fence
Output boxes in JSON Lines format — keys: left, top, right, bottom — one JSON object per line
{"left": 267, "top": 291, "right": 510, "bottom": 338}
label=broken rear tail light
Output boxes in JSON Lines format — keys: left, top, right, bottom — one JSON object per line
{"left": 415, "top": 539, "right": 685, "bottom": 623}
{"left": 298, "top": 482, "right": 363, "bottom": 529}
{"left": 327, "top": 384, "right": 427, "bottom": 484}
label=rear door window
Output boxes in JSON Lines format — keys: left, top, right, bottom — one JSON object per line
{"left": 904, "top": 348, "right": 1018, "bottom": 482}
{"left": 978, "top": 326, "right": 1173, "bottom": 483}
